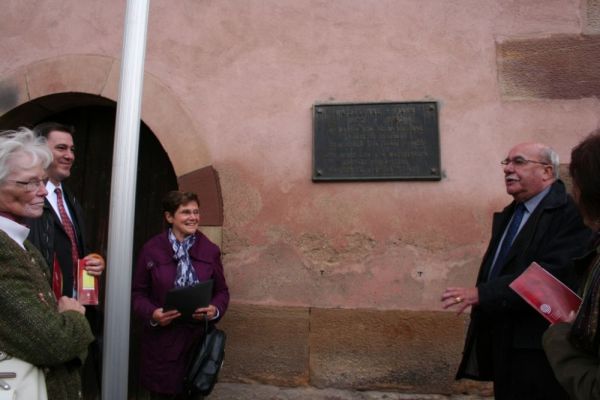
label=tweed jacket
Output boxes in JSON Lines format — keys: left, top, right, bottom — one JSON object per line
{"left": 0, "top": 230, "right": 94, "bottom": 400}
{"left": 132, "top": 230, "right": 230, "bottom": 395}
{"left": 457, "top": 180, "right": 591, "bottom": 380}
{"left": 543, "top": 238, "right": 600, "bottom": 400}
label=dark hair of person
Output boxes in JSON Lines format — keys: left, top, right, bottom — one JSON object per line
{"left": 569, "top": 129, "right": 600, "bottom": 226}
{"left": 32, "top": 122, "right": 75, "bottom": 138}
{"left": 162, "top": 191, "right": 200, "bottom": 216}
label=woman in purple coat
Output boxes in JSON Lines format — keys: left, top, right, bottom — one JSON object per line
{"left": 132, "top": 191, "right": 229, "bottom": 399}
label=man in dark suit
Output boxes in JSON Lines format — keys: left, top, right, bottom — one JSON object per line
{"left": 442, "top": 142, "right": 591, "bottom": 400}
{"left": 28, "top": 122, "right": 105, "bottom": 295}
{"left": 27, "top": 122, "right": 105, "bottom": 396}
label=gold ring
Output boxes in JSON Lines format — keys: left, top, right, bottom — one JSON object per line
{"left": 455, "top": 296, "right": 462, "bottom": 303}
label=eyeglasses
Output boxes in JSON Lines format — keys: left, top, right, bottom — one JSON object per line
{"left": 6, "top": 178, "right": 46, "bottom": 192}
{"left": 500, "top": 157, "right": 550, "bottom": 167}
{"left": 178, "top": 209, "right": 200, "bottom": 216}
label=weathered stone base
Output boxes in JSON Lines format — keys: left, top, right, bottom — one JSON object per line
{"left": 209, "top": 382, "right": 493, "bottom": 400}
{"left": 217, "top": 303, "right": 492, "bottom": 396}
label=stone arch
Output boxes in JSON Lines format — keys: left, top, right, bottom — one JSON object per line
{"left": 0, "top": 54, "right": 223, "bottom": 244}
{"left": 0, "top": 54, "right": 210, "bottom": 175}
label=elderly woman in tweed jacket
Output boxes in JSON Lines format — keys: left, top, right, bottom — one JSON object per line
{"left": 0, "top": 128, "right": 93, "bottom": 400}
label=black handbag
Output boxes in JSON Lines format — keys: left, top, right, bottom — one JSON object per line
{"left": 184, "top": 317, "right": 226, "bottom": 397}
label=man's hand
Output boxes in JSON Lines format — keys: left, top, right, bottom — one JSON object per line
{"left": 441, "top": 287, "right": 479, "bottom": 315}
{"left": 563, "top": 310, "right": 577, "bottom": 324}
{"left": 84, "top": 253, "right": 105, "bottom": 276}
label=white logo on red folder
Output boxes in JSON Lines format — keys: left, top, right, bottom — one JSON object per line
{"left": 540, "top": 304, "right": 552, "bottom": 315}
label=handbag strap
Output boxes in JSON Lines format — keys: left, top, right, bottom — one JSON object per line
{"left": 194, "top": 315, "right": 211, "bottom": 364}
{"left": 203, "top": 314, "right": 210, "bottom": 344}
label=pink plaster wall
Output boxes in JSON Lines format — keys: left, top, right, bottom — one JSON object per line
{"left": 2, "top": 0, "right": 600, "bottom": 311}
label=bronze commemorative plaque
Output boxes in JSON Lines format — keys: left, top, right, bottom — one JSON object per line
{"left": 312, "top": 102, "right": 440, "bottom": 181}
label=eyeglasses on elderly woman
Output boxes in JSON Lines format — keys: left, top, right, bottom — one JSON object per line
{"left": 3, "top": 178, "right": 47, "bottom": 192}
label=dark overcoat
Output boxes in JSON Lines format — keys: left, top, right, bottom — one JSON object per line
{"left": 457, "top": 180, "right": 591, "bottom": 380}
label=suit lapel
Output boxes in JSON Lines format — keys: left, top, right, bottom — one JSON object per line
{"left": 46, "top": 191, "right": 82, "bottom": 246}
{"left": 44, "top": 198, "right": 66, "bottom": 234}
{"left": 479, "top": 208, "right": 513, "bottom": 280}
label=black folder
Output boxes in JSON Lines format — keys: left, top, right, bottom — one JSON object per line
{"left": 164, "top": 279, "right": 214, "bottom": 322}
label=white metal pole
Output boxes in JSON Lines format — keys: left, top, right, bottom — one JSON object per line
{"left": 101, "top": 0, "right": 150, "bottom": 399}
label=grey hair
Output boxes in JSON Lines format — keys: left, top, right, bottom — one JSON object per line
{"left": 540, "top": 146, "right": 560, "bottom": 179}
{"left": 0, "top": 127, "right": 52, "bottom": 183}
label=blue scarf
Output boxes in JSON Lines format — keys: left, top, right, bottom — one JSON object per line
{"left": 169, "top": 229, "right": 199, "bottom": 288}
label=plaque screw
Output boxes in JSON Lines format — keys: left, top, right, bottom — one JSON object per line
{"left": 429, "top": 105, "right": 435, "bottom": 111}
{"left": 430, "top": 168, "right": 438, "bottom": 174}
{"left": 316, "top": 169, "right": 323, "bottom": 176}
{"left": 316, "top": 108, "right": 323, "bottom": 114}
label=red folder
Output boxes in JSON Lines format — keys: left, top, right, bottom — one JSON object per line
{"left": 509, "top": 262, "right": 581, "bottom": 324}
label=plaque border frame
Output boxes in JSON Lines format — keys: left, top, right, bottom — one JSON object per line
{"left": 312, "top": 101, "right": 442, "bottom": 182}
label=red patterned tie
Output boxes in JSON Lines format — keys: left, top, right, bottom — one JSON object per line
{"left": 54, "top": 188, "right": 79, "bottom": 294}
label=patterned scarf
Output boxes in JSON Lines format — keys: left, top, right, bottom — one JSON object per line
{"left": 569, "top": 233, "right": 600, "bottom": 354}
{"left": 168, "top": 229, "right": 199, "bottom": 288}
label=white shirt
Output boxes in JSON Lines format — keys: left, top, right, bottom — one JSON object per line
{"left": 45, "top": 181, "right": 74, "bottom": 223}
{"left": 0, "top": 216, "right": 30, "bottom": 250}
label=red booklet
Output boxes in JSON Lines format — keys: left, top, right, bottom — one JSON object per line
{"left": 509, "top": 262, "right": 581, "bottom": 324}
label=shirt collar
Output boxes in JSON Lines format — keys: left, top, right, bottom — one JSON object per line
{"left": 45, "top": 180, "right": 61, "bottom": 194}
{"left": 522, "top": 185, "right": 552, "bottom": 214}
{"left": 0, "top": 215, "right": 30, "bottom": 249}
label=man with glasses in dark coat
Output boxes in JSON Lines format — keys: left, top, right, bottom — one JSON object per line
{"left": 442, "top": 142, "right": 591, "bottom": 400}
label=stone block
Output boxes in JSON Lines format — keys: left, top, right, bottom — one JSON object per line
{"left": 218, "top": 303, "right": 310, "bottom": 386}
{"left": 178, "top": 165, "right": 224, "bottom": 226}
{"left": 139, "top": 72, "right": 211, "bottom": 175}
{"left": 26, "top": 54, "right": 113, "bottom": 99}
{"left": 497, "top": 35, "right": 600, "bottom": 99}
{"left": 584, "top": 0, "right": 600, "bottom": 34}
{"left": 309, "top": 309, "right": 467, "bottom": 394}
{"left": 199, "top": 226, "right": 223, "bottom": 248}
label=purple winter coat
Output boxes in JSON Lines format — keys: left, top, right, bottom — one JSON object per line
{"left": 132, "top": 230, "right": 229, "bottom": 395}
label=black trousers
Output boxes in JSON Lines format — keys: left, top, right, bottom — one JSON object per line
{"left": 493, "top": 348, "right": 569, "bottom": 400}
